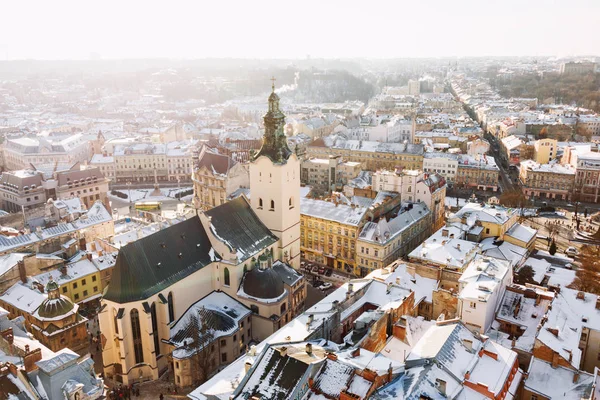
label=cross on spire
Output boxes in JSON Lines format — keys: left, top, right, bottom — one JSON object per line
{"left": 271, "top": 76, "right": 276, "bottom": 92}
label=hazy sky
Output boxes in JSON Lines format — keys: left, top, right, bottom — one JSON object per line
{"left": 1, "top": 0, "right": 599, "bottom": 60}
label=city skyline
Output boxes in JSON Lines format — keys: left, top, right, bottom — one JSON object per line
{"left": 1, "top": 0, "right": 599, "bottom": 60}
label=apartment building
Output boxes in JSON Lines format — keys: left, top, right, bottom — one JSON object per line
{"left": 455, "top": 154, "right": 500, "bottom": 192}
{"left": 300, "top": 156, "right": 361, "bottom": 195}
{"left": 357, "top": 202, "right": 431, "bottom": 277}
{"left": 192, "top": 147, "right": 249, "bottom": 211}
{"left": 519, "top": 160, "right": 576, "bottom": 201}
{"left": 3, "top": 134, "right": 90, "bottom": 171}
{"left": 574, "top": 152, "right": 600, "bottom": 203}
{"left": 300, "top": 198, "right": 367, "bottom": 275}
{"left": 422, "top": 152, "right": 459, "bottom": 182}
{"left": 0, "top": 164, "right": 109, "bottom": 213}
{"left": 307, "top": 139, "right": 423, "bottom": 171}
{"left": 533, "top": 138, "right": 558, "bottom": 164}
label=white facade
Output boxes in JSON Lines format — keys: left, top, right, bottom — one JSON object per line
{"left": 250, "top": 154, "right": 301, "bottom": 269}
{"left": 458, "top": 255, "right": 512, "bottom": 333}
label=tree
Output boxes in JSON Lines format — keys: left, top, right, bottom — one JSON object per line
{"left": 499, "top": 189, "right": 527, "bottom": 209}
{"left": 178, "top": 309, "right": 215, "bottom": 387}
{"left": 514, "top": 265, "right": 537, "bottom": 285}
{"left": 549, "top": 239, "right": 557, "bottom": 255}
{"left": 570, "top": 245, "right": 600, "bottom": 295}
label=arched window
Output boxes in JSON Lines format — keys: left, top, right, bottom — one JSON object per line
{"left": 280, "top": 303, "right": 287, "bottom": 313}
{"left": 130, "top": 309, "right": 144, "bottom": 364}
{"left": 168, "top": 292, "right": 175, "bottom": 323}
{"left": 113, "top": 308, "right": 119, "bottom": 335}
{"left": 270, "top": 200, "right": 275, "bottom": 210}
{"left": 289, "top": 197, "right": 294, "bottom": 209}
{"left": 224, "top": 267, "right": 230, "bottom": 286}
{"left": 151, "top": 303, "right": 160, "bottom": 356}
{"left": 258, "top": 198, "right": 263, "bottom": 209}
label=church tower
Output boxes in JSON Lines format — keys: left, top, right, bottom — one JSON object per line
{"left": 249, "top": 80, "right": 301, "bottom": 269}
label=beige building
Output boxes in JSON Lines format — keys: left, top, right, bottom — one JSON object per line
{"left": 107, "top": 140, "right": 197, "bottom": 184}
{"left": 192, "top": 146, "right": 249, "bottom": 211}
{"left": 307, "top": 140, "right": 423, "bottom": 172}
{"left": 455, "top": 154, "right": 500, "bottom": 192}
{"left": 519, "top": 160, "right": 575, "bottom": 201}
{"left": 3, "top": 134, "right": 90, "bottom": 171}
{"left": 533, "top": 138, "right": 558, "bottom": 164}
{"left": 357, "top": 202, "right": 431, "bottom": 277}
{"left": 98, "top": 86, "right": 306, "bottom": 386}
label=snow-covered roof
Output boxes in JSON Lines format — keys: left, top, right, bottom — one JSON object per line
{"left": 524, "top": 357, "right": 593, "bottom": 400}
{"left": 452, "top": 202, "right": 517, "bottom": 226}
{"left": 505, "top": 223, "right": 537, "bottom": 244}
{"left": 300, "top": 198, "right": 367, "bottom": 226}
{"left": 459, "top": 255, "right": 511, "bottom": 301}
{"left": 408, "top": 225, "right": 480, "bottom": 270}
{"left": 358, "top": 203, "right": 430, "bottom": 245}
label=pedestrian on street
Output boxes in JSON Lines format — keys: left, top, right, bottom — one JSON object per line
{"left": 159, "top": 394, "right": 164, "bottom": 400}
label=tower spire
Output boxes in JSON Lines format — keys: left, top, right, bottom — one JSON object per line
{"left": 252, "top": 79, "right": 292, "bottom": 164}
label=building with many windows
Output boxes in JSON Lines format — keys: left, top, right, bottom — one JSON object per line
{"left": 519, "top": 159, "right": 576, "bottom": 201}
{"left": 357, "top": 202, "right": 431, "bottom": 276}
{"left": 192, "top": 146, "right": 249, "bottom": 211}
{"left": 300, "top": 156, "right": 361, "bottom": 195}
{"left": 455, "top": 154, "right": 500, "bottom": 192}
{"left": 2, "top": 134, "right": 90, "bottom": 171}
{"left": 573, "top": 152, "right": 600, "bottom": 203}
{"left": 533, "top": 138, "right": 558, "bottom": 164}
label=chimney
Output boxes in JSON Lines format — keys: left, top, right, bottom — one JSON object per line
{"left": 436, "top": 379, "right": 447, "bottom": 395}
{"left": 463, "top": 339, "right": 473, "bottom": 351}
{"left": 0, "top": 328, "right": 14, "bottom": 345}
{"left": 86, "top": 253, "right": 92, "bottom": 261}
{"left": 348, "top": 283, "right": 354, "bottom": 293}
{"left": 573, "top": 372, "right": 580, "bottom": 384}
{"left": 442, "top": 229, "right": 449, "bottom": 237}
{"left": 278, "top": 347, "right": 287, "bottom": 357}
{"left": 456, "top": 243, "right": 461, "bottom": 251}
{"left": 307, "top": 314, "right": 314, "bottom": 325}
{"left": 387, "top": 282, "right": 393, "bottom": 294}
{"left": 17, "top": 260, "right": 26, "bottom": 284}
{"left": 395, "top": 277, "right": 401, "bottom": 285}
{"left": 595, "top": 298, "right": 600, "bottom": 311}
{"left": 577, "top": 291, "right": 585, "bottom": 300}
{"left": 244, "top": 361, "right": 252, "bottom": 374}
{"left": 23, "top": 348, "right": 42, "bottom": 372}
{"left": 465, "top": 371, "right": 471, "bottom": 380}
{"left": 351, "top": 348, "right": 360, "bottom": 357}
{"left": 306, "top": 343, "right": 313, "bottom": 355}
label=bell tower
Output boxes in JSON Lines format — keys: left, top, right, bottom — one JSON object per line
{"left": 249, "top": 79, "right": 301, "bottom": 269}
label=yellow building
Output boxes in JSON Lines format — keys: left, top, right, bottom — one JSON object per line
{"left": 32, "top": 255, "right": 108, "bottom": 305}
{"left": 533, "top": 138, "right": 558, "bottom": 164}
{"left": 300, "top": 198, "right": 366, "bottom": 275}
{"left": 449, "top": 202, "right": 518, "bottom": 240}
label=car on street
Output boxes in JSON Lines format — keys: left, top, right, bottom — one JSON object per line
{"left": 319, "top": 282, "right": 333, "bottom": 291}
{"left": 565, "top": 246, "right": 578, "bottom": 257}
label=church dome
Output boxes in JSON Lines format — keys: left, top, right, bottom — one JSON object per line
{"left": 37, "top": 296, "right": 75, "bottom": 320}
{"left": 242, "top": 267, "right": 285, "bottom": 300}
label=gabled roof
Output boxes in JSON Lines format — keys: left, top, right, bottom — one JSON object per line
{"left": 103, "top": 217, "right": 217, "bottom": 304}
{"left": 205, "top": 197, "right": 278, "bottom": 262}
{"left": 198, "top": 147, "right": 236, "bottom": 176}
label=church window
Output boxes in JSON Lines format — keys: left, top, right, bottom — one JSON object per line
{"left": 151, "top": 303, "right": 160, "bottom": 356}
{"left": 113, "top": 308, "right": 119, "bottom": 335}
{"left": 224, "top": 268, "right": 230, "bottom": 286}
{"left": 131, "top": 309, "right": 144, "bottom": 364}
{"left": 258, "top": 198, "right": 263, "bottom": 209}
{"left": 270, "top": 200, "right": 275, "bottom": 211}
{"left": 168, "top": 292, "right": 175, "bottom": 323}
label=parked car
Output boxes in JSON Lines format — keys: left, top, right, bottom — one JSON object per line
{"left": 565, "top": 246, "right": 578, "bottom": 257}
{"left": 319, "top": 282, "right": 333, "bottom": 291}
{"left": 325, "top": 268, "right": 333, "bottom": 277}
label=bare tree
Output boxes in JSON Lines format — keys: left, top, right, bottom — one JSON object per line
{"left": 569, "top": 245, "right": 600, "bottom": 295}
{"left": 179, "top": 308, "right": 215, "bottom": 386}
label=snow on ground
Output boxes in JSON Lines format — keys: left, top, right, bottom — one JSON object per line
{"left": 108, "top": 187, "right": 193, "bottom": 202}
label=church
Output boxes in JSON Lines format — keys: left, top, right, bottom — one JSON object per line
{"left": 98, "top": 83, "right": 304, "bottom": 385}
